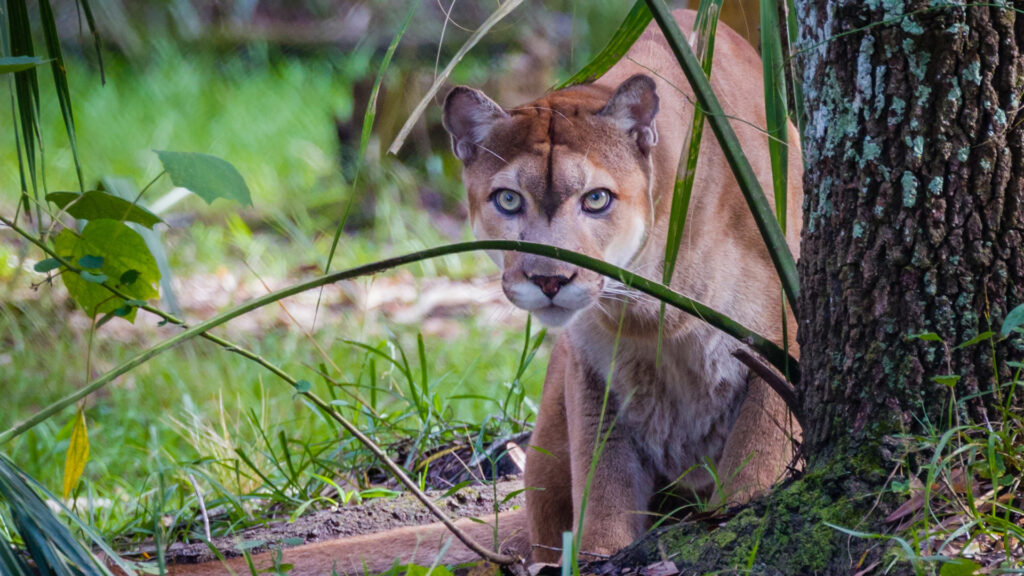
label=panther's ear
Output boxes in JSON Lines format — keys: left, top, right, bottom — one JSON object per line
{"left": 443, "top": 86, "right": 508, "bottom": 163}
{"left": 598, "top": 74, "right": 660, "bottom": 155}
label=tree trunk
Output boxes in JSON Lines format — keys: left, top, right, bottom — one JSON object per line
{"left": 797, "top": 0, "right": 1024, "bottom": 458}
{"left": 613, "top": 3, "right": 1024, "bottom": 574}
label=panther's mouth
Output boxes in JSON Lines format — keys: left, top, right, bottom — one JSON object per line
{"left": 529, "top": 303, "right": 582, "bottom": 327}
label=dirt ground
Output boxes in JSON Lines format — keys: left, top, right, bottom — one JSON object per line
{"left": 160, "top": 478, "right": 525, "bottom": 565}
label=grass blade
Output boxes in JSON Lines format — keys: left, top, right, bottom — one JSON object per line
{"left": 0, "top": 232, "right": 800, "bottom": 447}
{"left": 644, "top": 0, "right": 800, "bottom": 314}
{"left": 760, "top": 0, "right": 788, "bottom": 233}
{"left": 658, "top": 0, "right": 723, "bottom": 363}
{"left": 0, "top": 56, "right": 48, "bottom": 74}
{"left": 784, "top": 0, "right": 806, "bottom": 137}
{"left": 555, "top": 0, "right": 651, "bottom": 89}
{"left": 316, "top": 2, "right": 415, "bottom": 328}
{"left": 388, "top": 0, "right": 524, "bottom": 155}
{"left": 0, "top": 454, "right": 124, "bottom": 576}
{"left": 39, "top": 0, "right": 85, "bottom": 192}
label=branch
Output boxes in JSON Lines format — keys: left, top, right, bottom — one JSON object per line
{"left": 1, "top": 216, "right": 803, "bottom": 563}
{"left": 1, "top": 223, "right": 799, "bottom": 444}
{"left": 732, "top": 348, "right": 803, "bottom": 430}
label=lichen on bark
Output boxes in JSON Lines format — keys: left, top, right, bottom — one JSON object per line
{"left": 797, "top": 0, "right": 1024, "bottom": 457}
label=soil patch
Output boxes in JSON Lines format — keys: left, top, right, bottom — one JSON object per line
{"left": 160, "top": 478, "right": 525, "bottom": 565}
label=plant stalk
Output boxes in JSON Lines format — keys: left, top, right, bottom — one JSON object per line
{"left": 645, "top": 0, "right": 801, "bottom": 315}
{"left": 1, "top": 217, "right": 798, "bottom": 450}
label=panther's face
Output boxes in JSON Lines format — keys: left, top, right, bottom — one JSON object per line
{"left": 443, "top": 75, "right": 659, "bottom": 326}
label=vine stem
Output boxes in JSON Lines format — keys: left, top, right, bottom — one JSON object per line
{"left": 0, "top": 213, "right": 798, "bottom": 563}
{"left": 0, "top": 216, "right": 797, "bottom": 442}
{"left": 0, "top": 214, "right": 515, "bottom": 564}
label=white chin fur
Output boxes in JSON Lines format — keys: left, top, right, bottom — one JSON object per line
{"left": 503, "top": 281, "right": 593, "bottom": 327}
{"left": 530, "top": 306, "right": 579, "bottom": 327}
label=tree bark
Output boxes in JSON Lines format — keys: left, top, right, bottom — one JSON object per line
{"left": 797, "top": 0, "right": 1024, "bottom": 458}
{"left": 611, "top": 3, "right": 1024, "bottom": 574}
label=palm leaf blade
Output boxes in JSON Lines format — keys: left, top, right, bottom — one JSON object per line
{"left": 38, "top": 0, "right": 85, "bottom": 191}
{"left": 760, "top": 0, "right": 789, "bottom": 233}
{"left": 556, "top": 0, "right": 652, "bottom": 89}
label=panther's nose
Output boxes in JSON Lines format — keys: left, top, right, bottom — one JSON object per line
{"left": 527, "top": 273, "right": 572, "bottom": 298}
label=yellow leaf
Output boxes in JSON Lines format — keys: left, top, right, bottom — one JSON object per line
{"left": 62, "top": 408, "right": 90, "bottom": 499}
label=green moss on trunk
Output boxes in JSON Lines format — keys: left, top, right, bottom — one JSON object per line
{"left": 611, "top": 450, "right": 899, "bottom": 575}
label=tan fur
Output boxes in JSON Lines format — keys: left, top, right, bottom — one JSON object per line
{"left": 166, "top": 10, "right": 801, "bottom": 574}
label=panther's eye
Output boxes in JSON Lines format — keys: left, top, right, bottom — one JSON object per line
{"left": 492, "top": 189, "right": 524, "bottom": 215}
{"left": 581, "top": 189, "right": 613, "bottom": 214}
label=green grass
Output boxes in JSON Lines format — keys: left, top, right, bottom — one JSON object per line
{"left": 0, "top": 1, "right": 636, "bottom": 558}
{"left": 0, "top": 44, "right": 549, "bottom": 552}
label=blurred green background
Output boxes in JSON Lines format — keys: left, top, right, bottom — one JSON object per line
{"left": 0, "top": 0, "right": 760, "bottom": 550}
{"left": 0, "top": 0, "right": 636, "bottom": 547}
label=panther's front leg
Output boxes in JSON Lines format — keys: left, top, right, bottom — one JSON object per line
{"left": 564, "top": 355, "right": 655, "bottom": 557}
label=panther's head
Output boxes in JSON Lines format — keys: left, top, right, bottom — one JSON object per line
{"left": 443, "top": 75, "right": 660, "bottom": 326}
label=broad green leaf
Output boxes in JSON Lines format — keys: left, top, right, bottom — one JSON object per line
{"left": 62, "top": 408, "right": 89, "bottom": 499}
{"left": 1001, "top": 303, "right": 1024, "bottom": 337}
{"left": 932, "top": 374, "right": 961, "bottom": 388}
{"left": 908, "top": 331, "right": 943, "bottom": 342}
{"left": 155, "top": 150, "right": 252, "bottom": 206}
{"left": 556, "top": 1, "right": 652, "bottom": 88}
{"left": 100, "top": 176, "right": 183, "bottom": 316}
{"left": 47, "top": 190, "right": 163, "bottom": 228}
{"left": 0, "top": 55, "right": 47, "bottom": 74}
{"left": 54, "top": 220, "right": 160, "bottom": 320}
{"left": 940, "top": 558, "right": 981, "bottom": 576}
{"left": 80, "top": 271, "right": 108, "bottom": 284}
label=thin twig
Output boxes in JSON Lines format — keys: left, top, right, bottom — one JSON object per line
{"left": 529, "top": 543, "right": 610, "bottom": 560}
{"left": 1, "top": 213, "right": 802, "bottom": 564}
{"left": 1, "top": 215, "right": 518, "bottom": 565}
{"left": 732, "top": 348, "right": 804, "bottom": 430}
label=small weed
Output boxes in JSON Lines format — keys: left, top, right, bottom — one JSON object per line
{"left": 883, "top": 325, "right": 1024, "bottom": 572}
